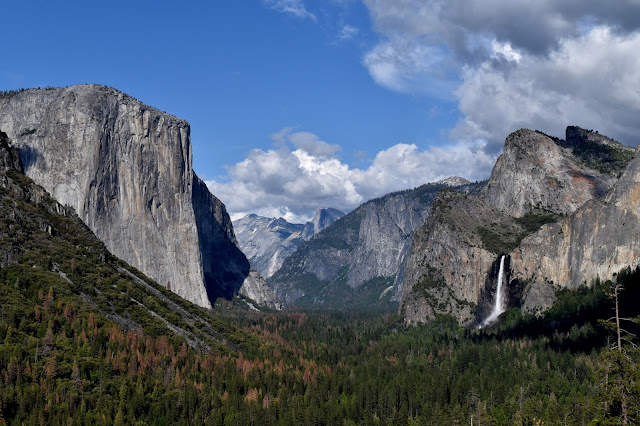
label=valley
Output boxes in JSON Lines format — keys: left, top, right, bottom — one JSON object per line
{"left": 1, "top": 86, "right": 639, "bottom": 424}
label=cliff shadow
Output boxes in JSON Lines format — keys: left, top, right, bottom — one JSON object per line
{"left": 17, "top": 145, "right": 43, "bottom": 172}
{"left": 192, "top": 174, "right": 249, "bottom": 304}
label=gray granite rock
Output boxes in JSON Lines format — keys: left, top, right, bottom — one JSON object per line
{"left": 234, "top": 208, "right": 344, "bottom": 278}
{"left": 269, "top": 180, "right": 483, "bottom": 305}
{"left": 400, "top": 127, "right": 637, "bottom": 324}
{"left": 481, "top": 128, "right": 628, "bottom": 217}
{"left": 0, "top": 85, "right": 278, "bottom": 309}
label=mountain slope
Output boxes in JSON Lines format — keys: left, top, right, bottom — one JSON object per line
{"left": 400, "top": 126, "right": 637, "bottom": 325}
{"left": 0, "top": 130, "right": 250, "bottom": 350}
{"left": 269, "top": 178, "right": 482, "bottom": 308}
{"left": 512, "top": 142, "right": 640, "bottom": 312}
{"left": 400, "top": 190, "right": 558, "bottom": 325}
{"left": 234, "top": 208, "right": 344, "bottom": 278}
{"left": 0, "top": 85, "right": 276, "bottom": 308}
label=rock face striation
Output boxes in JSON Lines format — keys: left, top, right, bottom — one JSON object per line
{"left": 400, "top": 191, "right": 526, "bottom": 326}
{"left": 234, "top": 208, "right": 344, "bottom": 279}
{"left": 0, "top": 85, "right": 278, "bottom": 309}
{"left": 512, "top": 144, "right": 640, "bottom": 313}
{"left": 481, "top": 128, "right": 631, "bottom": 218}
{"left": 400, "top": 127, "right": 637, "bottom": 325}
{"left": 269, "top": 179, "right": 482, "bottom": 307}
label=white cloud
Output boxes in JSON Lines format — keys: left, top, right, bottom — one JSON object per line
{"left": 288, "top": 130, "right": 341, "bottom": 157}
{"left": 337, "top": 25, "right": 359, "bottom": 42}
{"left": 363, "top": 39, "right": 459, "bottom": 99}
{"left": 264, "top": 0, "right": 316, "bottom": 21}
{"left": 453, "top": 26, "right": 640, "bottom": 152}
{"left": 361, "top": 0, "right": 640, "bottom": 150}
{"left": 207, "top": 129, "right": 496, "bottom": 221}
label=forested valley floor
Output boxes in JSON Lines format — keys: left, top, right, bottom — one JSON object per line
{"left": 2, "top": 265, "right": 640, "bottom": 425}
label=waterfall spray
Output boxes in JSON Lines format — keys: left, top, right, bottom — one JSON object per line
{"left": 482, "top": 255, "right": 506, "bottom": 327}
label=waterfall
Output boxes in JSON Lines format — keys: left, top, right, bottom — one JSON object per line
{"left": 482, "top": 255, "right": 506, "bottom": 327}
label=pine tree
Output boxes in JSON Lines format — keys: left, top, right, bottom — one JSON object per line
{"left": 595, "top": 281, "right": 640, "bottom": 424}
{"left": 0, "top": 393, "right": 6, "bottom": 426}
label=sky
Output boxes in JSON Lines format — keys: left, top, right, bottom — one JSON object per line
{"left": 2, "top": 1, "right": 640, "bottom": 223}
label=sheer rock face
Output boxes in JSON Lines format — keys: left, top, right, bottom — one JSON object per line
{"left": 234, "top": 208, "right": 344, "bottom": 279}
{"left": 401, "top": 127, "right": 637, "bottom": 325}
{"left": 239, "top": 271, "right": 283, "bottom": 310}
{"left": 0, "top": 131, "right": 23, "bottom": 173}
{"left": 234, "top": 215, "right": 304, "bottom": 279}
{"left": 268, "top": 181, "right": 483, "bottom": 304}
{"left": 300, "top": 208, "right": 344, "bottom": 240}
{"left": 512, "top": 146, "right": 640, "bottom": 313}
{"left": 481, "top": 128, "right": 626, "bottom": 218}
{"left": 400, "top": 191, "right": 523, "bottom": 326}
{"left": 0, "top": 85, "right": 276, "bottom": 309}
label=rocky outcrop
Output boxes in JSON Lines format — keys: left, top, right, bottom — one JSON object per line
{"left": 300, "top": 208, "right": 345, "bottom": 239}
{"left": 481, "top": 128, "right": 631, "bottom": 217}
{"left": 234, "top": 208, "right": 344, "bottom": 278}
{"left": 0, "top": 131, "right": 23, "bottom": 173}
{"left": 400, "top": 127, "right": 637, "bottom": 325}
{"left": 436, "top": 176, "right": 471, "bottom": 187}
{"left": 239, "top": 271, "right": 283, "bottom": 310}
{"left": 269, "top": 180, "right": 483, "bottom": 306}
{"left": 0, "top": 85, "right": 277, "bottom": 309}
{"left": 400, "top": 191, "right": 525, "bottom": 325}
{"left": 511, "top": 145, "right": 640, "bottom": 313}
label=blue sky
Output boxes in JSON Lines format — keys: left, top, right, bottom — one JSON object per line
{"left": 3, "top": 1, "right": 640, "bottom": 222}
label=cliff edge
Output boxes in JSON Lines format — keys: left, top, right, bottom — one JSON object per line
{"left": 0, "top": 85, "right": 278, "bottom": 309}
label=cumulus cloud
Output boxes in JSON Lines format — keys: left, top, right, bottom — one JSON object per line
{"left": 363, "top": 39, "right": 459, "bottom": 98}
{"left": 453, "top": 27, "right": 640, "bottom": 152}
{"left": 287, "top": 130, "right": 342, "bottom": 157}
{"left": 362, "top": 0, "right": 640, "bottom": 147}
{"left": 208, "top": 129, "right": 495, "bottom": 222}
{"left": 264, "top": 0, "right": 316, "bottom": 21}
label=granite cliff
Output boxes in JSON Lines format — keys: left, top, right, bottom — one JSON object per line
{"left": 269, "top": 178, "right": 480, "bottom": 309}
{"left": 0, "top": 130, "right": 250, "bottom": 351}
{"left": 0, "top": 85, "right": 278, "bottom": 309}
{"left": 481, "top": 128, "right": 632, "bottom": 217}
{"left": 512, "top": 143, "right": 640, "bottom": 313}
{"left": 234, "top": 208, "right": 344, "bottom": 278}
{"left": 400, "top": 191, "right": 528, "bottom": 325}
{"left": 400, "top": 127, "right": 637, "bottom": 325}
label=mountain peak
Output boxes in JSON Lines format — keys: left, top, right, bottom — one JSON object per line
{"left": 482, "top": 127, "right": 628, "bottom": 217}
{"left": 436, "top": 176, "right": 471, "bottom": 187}
{"left": 234, "top": 209, "right": 344, "bottom": 278}
{"left": 302, "top": 208, "right": 345, "bottom": 239}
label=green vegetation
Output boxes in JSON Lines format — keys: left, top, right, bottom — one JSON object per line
{"left": 479, "top": 210, "right": 558, "bottom": 254}
{"left": 0, "top": 86, "right": 60, "bottom": 99}
{"left": 570, "top": 138, "right": 634, "bottom": 176}
{"left": 294, "top": 275, "right": 397, "bottom": 312}
{"left": 4, "top": 223, "right": 640, "bottom": 425}
{"left": 477, "top": 225, "right": 523, "bottom": 254}
{"left": 1, "top": 142, "right": 639, "bottom": 424}
{"left": 412, "top": 265, "right": 446, "bottom": 295}
{"left": 554, "top": 128, "right": 636, "bottom": 176}
{"left": 217, "top": 267, "right": 640, "bottom": 425}
{"left": 514, "top": 209, "right": 558, "bottom": 233}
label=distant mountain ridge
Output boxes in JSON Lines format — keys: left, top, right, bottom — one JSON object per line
{"left": 234, "top": 208, "right": 345, "bottom": 278}
{"left": 268, "top": 178, "right": 483, "bottom": 309}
